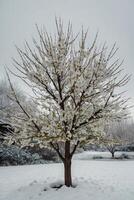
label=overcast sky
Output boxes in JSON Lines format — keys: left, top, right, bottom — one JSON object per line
{"left": 0, "top": 0, "right": 134, "bottom": 115}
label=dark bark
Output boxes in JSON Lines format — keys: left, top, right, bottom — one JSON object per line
{"left": 111, "top": 151, "right": 115, "bottom": 158}
{"left": 50, "top": 142, "right": 64, "bottom": 162}
{"left": 51, "top": 140, "right": 79, "bottom": 187}
{"left": 64, "top": 141, "right": 72, "bottom": 187}
{"left": 64, "top": 157, "right": 72, "bottom": 187}
{"left": 107, "top": 146, "right": 116, "bottom": 159}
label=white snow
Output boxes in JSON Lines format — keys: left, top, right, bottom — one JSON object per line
{"left": 73, "top": 151, "right": 134, "bottom": 160}
{"left": 0, "top": 152, "right": 134, "bottom": 200}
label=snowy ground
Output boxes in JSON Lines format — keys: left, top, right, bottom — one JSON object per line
{"left": 73, "top": 151, "right": 134, "bottom": 160}
{"left": 0, "top": 152, "right": 134, "bottom": 200}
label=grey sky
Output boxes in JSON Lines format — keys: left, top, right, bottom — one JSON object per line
{"left": 0, "top": 0, "right": 134, "bottom": 115}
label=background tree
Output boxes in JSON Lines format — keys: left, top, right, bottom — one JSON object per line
{"left": 104, "top": 120, "right": 128, "bottom": 158}
{"left": 7, "top": 19, "right": 130, "bottom": 187}
{"left": 0, "top": 81, "right": 15, "bottom": 143}
{"left": 105, "top": 119, "right": 134, "bottom": 158}
{"left": 0, "top": 80, "right": 29, "bottom": 123}
{"left": 0, "top": 80, "right": 36, "bottom": 144}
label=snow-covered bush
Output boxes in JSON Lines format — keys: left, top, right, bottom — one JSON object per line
{"left": 23, "top": 145, "right": 57, "bottom": 162}
{"left": 117, "top": 153, "right": 129, "bottom": 159}
{"left": 0, "top": 144, "right": 58, "bottom": 166}
{"left": 0, "top": 145, "right": 32, "bottom": 166}
{"left": 121, "top": 144, "right": 134, "bottom": 151}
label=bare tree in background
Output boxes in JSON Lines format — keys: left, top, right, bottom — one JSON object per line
{"left": 0, "top": 80, "right": 25, "bottom": 122}
{"left": 105, "top": 119, "right": 134, "bottom": 158}
{"left": 6, "top": 19, "right": 130, "bottom": 187}
{"left": 105, "top": 120, "right": 128, "bottom": 158}
{"left": 0, "top": 81, "right": 16, "bottom": 143}
{"left": 0, "top": 81, "right": 35, "bottom": 144}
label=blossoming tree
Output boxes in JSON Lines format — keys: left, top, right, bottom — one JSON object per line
{"left": 7, "top": 19, "right": 130, "bottom": 187}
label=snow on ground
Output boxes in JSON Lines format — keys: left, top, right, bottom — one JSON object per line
{"left": 0, "top": 152, "right": 134, "bottom": 200}
{"left": 73, "top": 151, "right": 134, "bottom": 160}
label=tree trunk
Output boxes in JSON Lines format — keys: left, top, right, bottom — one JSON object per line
{"left": 111, "top": 151, "right": 115, "bottom": 158}
{"left": 50, "top": 140, "right": 79, "bottom": 187}
{"left": 64, "top": 141, "right": 72, "bottom": 187}
{"left": 64, "top": 157, "right": 72, "bottom": 187}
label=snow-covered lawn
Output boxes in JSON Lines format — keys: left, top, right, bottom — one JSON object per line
{"left": 74, "top": 151, "right": 134, "bottom": 160}
{"left": 0, "top": 153, "right": 134, "bottom": 200}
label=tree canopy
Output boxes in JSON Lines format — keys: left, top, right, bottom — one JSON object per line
{"left": 6, "top": 19, "right": 130, "bottom": 186}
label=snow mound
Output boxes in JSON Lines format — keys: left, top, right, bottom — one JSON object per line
{"left": 4, "top": 178, "right": 134, "bottom": 200}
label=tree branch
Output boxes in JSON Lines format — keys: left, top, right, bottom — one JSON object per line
{"left": 70, "top": 141, "right": 79, "bottom": 157}
{"left": 50, "top": 142, "right": 64, "bottom": 162}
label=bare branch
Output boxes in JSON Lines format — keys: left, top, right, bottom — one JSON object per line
{"left": 50, "top": 142, "right": 64, "bottom": 161}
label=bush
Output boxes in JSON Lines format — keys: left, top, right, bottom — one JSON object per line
{"left": 0, "top": 145, "right": 33, "bottom": 166}
{"left": 23, "top": 145, "right": 57, "bottom": 162}
{"left": 117, "top": 153, "right": 129, "bottom": 160}
{"left": 0, "top": 144, "right": 58, "bottom": 166}
{"left": 92, "top": 156, "right": 103, "bottom": 160}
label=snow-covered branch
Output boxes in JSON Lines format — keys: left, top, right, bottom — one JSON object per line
{"left": 7, "top": 18, "right": 130, "bottom": 151}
